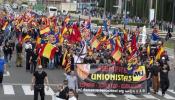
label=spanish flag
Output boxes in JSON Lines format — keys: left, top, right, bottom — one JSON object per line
{"left": 62, "top": 50, "right": 68, "bottom": 66}
{"left": 156, "top": 46, "right": 164, "bottom": 60}
{"left": 40, "top": 26, "right": 50, "bottom": 35}
{"left": 2, "top": 22, "right": 8, "bottom": 30}
{"left": 39, "top": 43, "right": 57, "bottom": 59}
{"left": 111, "top": 47, "right": 121, "bottom": 61}
{"left": 90, "top": 37, "right": 100, "bottom": 49}
{"left": 65, "top": 60, "right": 71, "bottom": 73}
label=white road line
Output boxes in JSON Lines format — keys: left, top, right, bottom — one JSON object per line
{"left": 143, "top": 94, "right": 158, "bottom": 99}
{"left": 3, "top": 71, "right": 10, "bottom": 76}
{"left": 157, "top": 91, "right": 175, "bottom": 99}
{"left": 103, "top": 93, "right": 117, "bottom": 97}
{"left": 168, "top": 90, "right": 175, "bottom": 94}
{"left": 45, "top": 87, "right": 54, "bottom": 95}
{"left": 22, "top": 85, "right": 34, "bottom": 95}
{"left": 3, "top": 85, "right": 15, "bottom": 95}
{"left": 124, "top": 94, "right": 139, "bottom": 99}
{"left": 84, "top": 92, "right": 97, "bottom": 96}
{"left": 22, "top": 85, "right": 54, "bottom": 95}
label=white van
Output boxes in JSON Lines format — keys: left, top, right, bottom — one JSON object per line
{"left": 48, "top": 6, "right": 57, "bottom": 16}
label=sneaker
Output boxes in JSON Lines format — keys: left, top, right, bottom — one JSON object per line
{"left": 147, "top": 92, "right": 150, "bottom": 94}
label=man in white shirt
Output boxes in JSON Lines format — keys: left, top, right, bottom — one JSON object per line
{"left": 66, "top": 71, "right": 78, "bottom": 91}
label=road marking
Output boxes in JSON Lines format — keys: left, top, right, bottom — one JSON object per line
{"left": 124, "top": 94, "right": 139, "bottom": 99}
{"left": 3, "top": 71, "right": 10, "bottom": 76}
{"left": 22, "top": 85, "right": 34, "bottom": 95}
{"left": 143, "top": 94, "right": 158, "bottom": 99}
{"left": 168, "top": 90, "right": 175, "bottom": 94}
{"left": 22, "top": 85, "right": 54, "bottom": 96}
{"left": 3, "top": 85, "right": 15, "bottom": 95}
{"left": 102, "top": 93, "right": 117, "bottom": 97}
{"left": 157, "top": 91, "right": 175, "bottom": 99}
{"left": 84, "top": 92, "right": 97, "bottom": 96}
{"left": 45, "top": 87, "right": 54, "bottom": 95}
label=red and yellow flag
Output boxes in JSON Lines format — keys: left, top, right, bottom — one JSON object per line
{"left": 40, "top": 43, "right": 57, "bottom": 59}
{"left": 40, "top": 26, "right": 50, "bottom": 35}
{"left": 111, "top": 47, "right": 121, "bottom": 61}
{"left": 90, "top": 37, "right": 100, "bottom": 49}
{"left": 156, "top": 46, "right": 164, "bottom": 60}
{"left": 62, "top": 50, "right": 68, "bottom": 66}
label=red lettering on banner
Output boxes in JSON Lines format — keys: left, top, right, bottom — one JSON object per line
{"left": 121, "top": 84, "right": 131, "bottom": 89}
{"left": 80, "top": 82, "right": 95, "bottom": 88}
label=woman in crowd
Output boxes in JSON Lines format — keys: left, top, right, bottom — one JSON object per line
{"left": 160, "top": 63, "right": 170, "bottom": 96}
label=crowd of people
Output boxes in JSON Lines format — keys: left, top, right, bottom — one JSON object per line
{"left": 0, "top": 8, "right": 172, "bottom": 100}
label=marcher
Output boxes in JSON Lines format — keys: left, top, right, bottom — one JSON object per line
{"left": 30, "top": 49, "right": 38, "bottom": 73}
{"left": 0, "top": 52, "right": 7, "bottom": 84}
{"left": 31, "top": 65, "right": 49, "bottom": 100}
{"left": 3, "top": 42, "right": 10, "bottom": 62}
{"left": 66, "top": 71, "right": 78, "bottom": 91}
{"left": 160, "top": 63, "right": 170, "bottom": 96}
{"left": 55, "top": 84, "right": 66, "bottom": 100}
{"left": 146, "top": 62, "right": 152, "bottom": 94}
{"left": 16, "top": 42, "right": 23, "bottom": 67}
{"left": 25, "top": 42, "right": 33, "bottom": 71}
{"left": 151, "top": 61, "right": 160, "bottom": 94}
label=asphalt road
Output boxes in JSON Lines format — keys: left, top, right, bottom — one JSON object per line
{"left": 0, "top": 48, "right": 175, "bottom": 100}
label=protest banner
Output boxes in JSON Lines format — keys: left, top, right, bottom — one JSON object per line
{"left": 76, "top": 64, "right": 147, "bottom": 94}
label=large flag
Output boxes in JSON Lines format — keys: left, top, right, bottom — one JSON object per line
{"left": 111, "top": 46, "right": 122, "bottom": 62}
{"left": 39, "top": 43, "right": 57, "bottom": 59}
{"left": 2, "top": 21, "right": 8, "bottom": 30}
{"left": 90, "top": 37, "right": 100, "bottom": 49}
{"left": 40, "top": 26, "right": 50, "bottom": 35}
{"left": 69, "top": 25, "right": 82, "bottom": 43}
{"left": 156, "top": 46, "right": 165, "bottom": 60}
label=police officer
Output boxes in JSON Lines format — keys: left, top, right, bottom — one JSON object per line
{"left": 31, "top": 65, "right": 49, "bottom": 100}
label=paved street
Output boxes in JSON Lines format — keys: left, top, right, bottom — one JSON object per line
{"left": 0, "top": 47, "right": 175, "bottom": 100}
